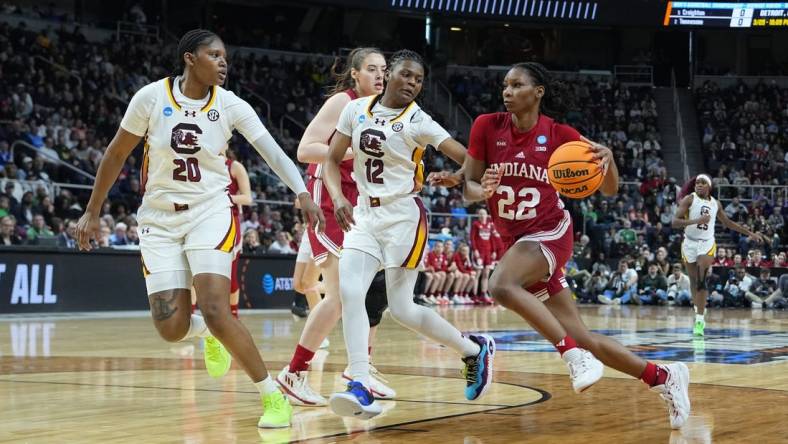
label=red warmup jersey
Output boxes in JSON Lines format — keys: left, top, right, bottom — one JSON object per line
{"left": 491, "top": 228, "right": 505, "bottom": 259}
{"left": 453, "top": 252, "right": 473, "bottom": 273}
{"left": 713, "top": 258, "right": 733, "bottom": 267}
{"left": 471, "top": 219, "right": 494, "bottom": 254}
{"left": 425, "top": 251, "right": 442, "bottom": 271}
{"left": 467, "top": 113, "right": 581, "bottom": 241}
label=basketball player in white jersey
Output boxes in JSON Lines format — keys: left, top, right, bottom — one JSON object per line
{"left": 323, "top": 50, "right": 495, "bottom": 419}
{"left": 277, "top": 48, "right": 396, "bottom": 407}
{"left": 74, "top": 29, "right": 325, "bottom": 429}
{"left": 672, "top": 174, "right": 764, "bottom": 336}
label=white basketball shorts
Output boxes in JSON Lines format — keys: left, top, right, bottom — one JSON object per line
{"left": 137, "top": 193, "right": 237, "bottom": 294}
{"left": 342, "top": 196, "right": 427, "bottom": 269}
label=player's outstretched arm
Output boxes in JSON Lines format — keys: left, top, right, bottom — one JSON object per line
{"left": 716, "top": 204, "right": 765, "bottom": 243}
{"left": 324, "top": 131, "right": 355, "bottom": 232}
{"left": 463, "top": 155, "right": 500, "bottom": 203}
{"left": 76, "top": 128, "right": 141, "bottom": 250}
{"left": 297, "top": 93, "right": 353, "bottom": 163}
{"left": 426, "top": 138, "right": 467, "bottom": 188}
{"left": 250, "top": 133, "right": 325, "bottom": 232}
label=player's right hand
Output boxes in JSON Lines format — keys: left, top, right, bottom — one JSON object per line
{"left": 76, "top": 212, "right": 101, "bottom": 251}
{"left": 333, "top": 196, "right": 355, "bottom": 232}
{"left": 297, "top": 192, "right": 326, "bottom": 233}
{"left": 697, "top": 214, "right": 711, "bottom": 225}
{"left": 481, "top": 167, "right": 503, "bottom": 199}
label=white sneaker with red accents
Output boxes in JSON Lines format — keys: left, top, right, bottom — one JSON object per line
{"left": 562, "top": 348, "right": 604, "bottom": 393}
{"left": 276, "top": 366, "right": 327, "bottom": 407}
{"left": 650, "top": 362, "right": 691, "bottom": 429}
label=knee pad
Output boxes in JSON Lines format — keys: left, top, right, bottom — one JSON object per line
{"left": 366, "top": 270, "right": 388, "bottom": 327}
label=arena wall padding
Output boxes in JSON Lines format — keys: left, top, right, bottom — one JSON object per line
{"left": 0, "top": 247, "right": 296, "bottom": 313}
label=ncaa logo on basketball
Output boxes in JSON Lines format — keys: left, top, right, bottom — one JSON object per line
{"left": 207, "top": 109, "right": 220, "bottom": 121}
{"left": 392, "top": 122, "right": 404, "bottom": 132}
{"left": 163, "top": 106, "right": 173, "bottom": 117}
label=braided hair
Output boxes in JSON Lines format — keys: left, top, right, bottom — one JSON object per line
{"left": 510, "top": 62, "right": 572, "bottom": 121}
{"left": 175, "top": 29, "right": 220, "bottom": 73}
{"left": 387, "top": 49, "right": 426, "bottom": 76}
{"left": 327, "top": 47, "right": 383, "bottom": 97}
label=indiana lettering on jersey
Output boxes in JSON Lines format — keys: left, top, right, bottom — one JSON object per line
{"left": 492, "top": 161, "right": 549, "bottom": 184}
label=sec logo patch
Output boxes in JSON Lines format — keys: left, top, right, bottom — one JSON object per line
{"left": 207, "top": 109, "right": 220, "bottom": 121}
{"left": 392, "top": 122, "right": 404, "bottom": 132}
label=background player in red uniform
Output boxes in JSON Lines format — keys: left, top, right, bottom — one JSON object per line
{"left": 423, "top": 240, "right": 448, "bottom": 304}
{"left": 224, "top": 148, "right": 251, "bottom": 318}
{"left": 451, "top": 243, "right": 476, "bottom": 304}
{"left": 470, "top": 208, "right": 495, "bottom": 303}
{"left": 463, "top": 62, "right": 691, "bottom": 429}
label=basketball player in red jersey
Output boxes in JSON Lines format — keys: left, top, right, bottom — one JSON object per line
{"left": 451, "top": 243, "right": 476, "bottom": 304}
{"left": 224, "top": 148, "right": 251, "bottom": 318}
{"left": 277, "top": 48, "right": 396, "bottom": 405}
{"left": 470, "top": 208, "right": 495, "bottom": 303}
{"left": 463, "top": 62, "right": 691, "bottom": 429}
{"left": 191, "top": 147, "right": 251, "bottom": 318}
{"left": 423, "top": 240, "right": 448, "bottom": 304}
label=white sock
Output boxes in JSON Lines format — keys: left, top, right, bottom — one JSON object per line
{"left": 254, "top": 375, "right": 279, "bottom": 395}
{"left": 695, "top": 313, "right": 705, "bottom": 323}
{"left": 180, "top": 314, "right": 209, "bottom": 340}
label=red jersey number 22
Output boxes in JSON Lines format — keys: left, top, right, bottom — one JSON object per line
{"left": 497, "top": 185, "right": 540, "bottom": 220}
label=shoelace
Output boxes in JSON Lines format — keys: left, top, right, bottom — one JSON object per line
{"left": 462, "top": 356, "right": 479, "bottom": 385}
{"left": 567, "top": 354, "right": 589, "bottom": 378}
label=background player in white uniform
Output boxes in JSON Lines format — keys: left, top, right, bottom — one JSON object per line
{"left": 672, "top": 174, "right": 764, "bottom": 336}
{"left": 323, "top": 50, "right": 495, "bottom": 419}
{"left": 74, "top": 29, "right": 325, "bottom": 429}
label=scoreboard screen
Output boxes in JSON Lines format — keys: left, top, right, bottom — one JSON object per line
{"left": 664, "top": 2, "right": 788, "bottom": 27}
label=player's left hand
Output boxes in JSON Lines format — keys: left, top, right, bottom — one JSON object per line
{"left": 582, "top": 136, "right": 614, "bottom": 174}
{"left": 297, "top": 192, "right": 326, "bottom": 233}
{"left": 749, "top": 232, "right": 766, "bottom": 244}
{"left": 427, "top": 170, "right": 463, "bottom": 188}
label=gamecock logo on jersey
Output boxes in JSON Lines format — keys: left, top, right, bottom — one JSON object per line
{"left": 359, "top": 128, "right": 386, "bottom": 158}
{"left": 170, "top": 123, "right": 202, "bottom": 155}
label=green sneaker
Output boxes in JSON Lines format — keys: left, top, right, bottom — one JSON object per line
{"left": 258, "top": 390, "right": 292, "bottom": 428}
{"left": 203, "top": 336, "right": 232, "bottom": 378}
{"left": 693, "top": 319, "right": 705, "bottom": 337}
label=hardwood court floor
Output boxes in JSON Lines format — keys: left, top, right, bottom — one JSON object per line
{"left": 0, "top": 305, "right": 786, "bottom": 443}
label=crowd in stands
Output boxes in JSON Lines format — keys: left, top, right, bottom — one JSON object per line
{"left": 0, "top": 13, "right": 785, "bottom": 307}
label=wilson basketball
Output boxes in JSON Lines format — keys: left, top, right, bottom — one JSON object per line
{"left": 547, "top": 141, "right": 604, "bottom": 199}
